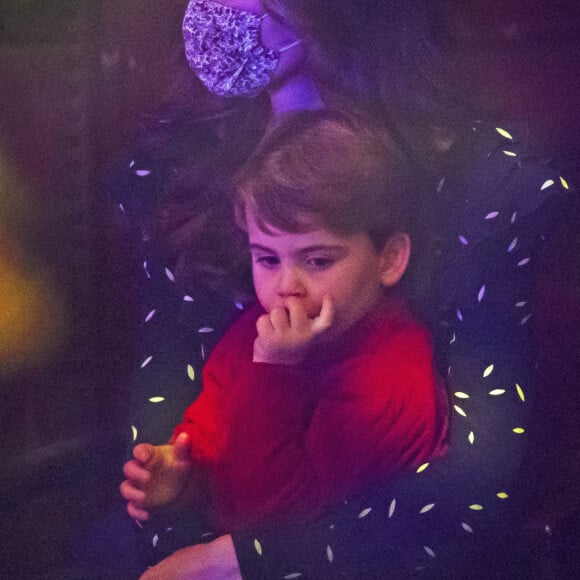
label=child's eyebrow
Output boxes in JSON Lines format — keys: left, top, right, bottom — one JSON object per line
{"left": 249, "top": 243, "right": 276, "bottom": 253}
{"left": 296, "top": 245, "right": 346, "bottom": 255}
{"left": 249, "top": 243, "right": 347, "bottom": 255}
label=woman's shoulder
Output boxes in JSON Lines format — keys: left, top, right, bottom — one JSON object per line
{"left": 104, "top": 111, "right": 225, "bottom": 215}
{"left": 437, "top": 121, "right": 574, "bottom": 248}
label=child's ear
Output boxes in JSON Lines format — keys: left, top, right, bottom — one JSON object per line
{"left": 379, "top": 233, "right": 411, "bottom": 287}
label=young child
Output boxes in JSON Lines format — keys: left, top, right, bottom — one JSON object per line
{"left": 120, "top": 110, "right": 448, "bottom": 533}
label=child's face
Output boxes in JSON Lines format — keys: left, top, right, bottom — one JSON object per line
{"left": 247, "top": 210, "right": 388, "bottom": 338}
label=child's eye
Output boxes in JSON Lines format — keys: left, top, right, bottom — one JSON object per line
{"left": 255, "top": 256, "right": 280, "bottom": 268}
{"left": 305, "top": 257, "right": 335, "bottom": 270}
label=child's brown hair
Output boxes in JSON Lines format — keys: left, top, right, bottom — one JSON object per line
{"left": 234, "top": 110, "right": 412, "bottom": 250}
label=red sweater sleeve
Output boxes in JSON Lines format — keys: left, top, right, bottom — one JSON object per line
{"left": 171, "top": 310, "right": 252, "bottom": 464}
{"left": 171, "top": 368, "right": 228, "bottom": 465}
{"left": 218, "top": 316, "right": 445, "bottom": 529}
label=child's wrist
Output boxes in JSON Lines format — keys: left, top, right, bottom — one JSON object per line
{"left": 253, "top": 352, "right": 303, "bottom": 365}
{"left": 252, "top": 344, "right": 307, "bottom": 365}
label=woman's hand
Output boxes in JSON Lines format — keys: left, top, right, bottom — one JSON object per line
{"left": 253, "top": 295, "right": 334, "bottom": 365}
{"left": 140, "top": 534, "right": 242, "bottom": 580}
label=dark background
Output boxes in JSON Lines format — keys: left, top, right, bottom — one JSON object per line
{"left": 0, "top": 1, "right": 579, "bottom": 576}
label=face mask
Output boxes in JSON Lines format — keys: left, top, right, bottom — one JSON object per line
{"left": 183, "top": 0, "right": 302, "bottom": 98}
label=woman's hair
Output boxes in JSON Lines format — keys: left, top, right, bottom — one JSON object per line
{"left": 234, "top": 110, "right": 411, "bottom": 250}
{"left": 263, "top": 0, "right": 473, "bottom": 164}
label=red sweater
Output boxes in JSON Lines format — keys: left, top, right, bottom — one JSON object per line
{"left": 173, "top": 293, "right": 447, "bottom": 531}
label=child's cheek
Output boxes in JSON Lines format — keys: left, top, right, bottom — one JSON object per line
{"left": 254, "top": 273, "right": 275, "bottom": 312}
{"left": 308, "top": 295, "right": 333, "bottom": 320}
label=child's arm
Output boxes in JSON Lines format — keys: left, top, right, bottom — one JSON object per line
{"left": 120, "top": 433, "right": 201, "bottom": 521}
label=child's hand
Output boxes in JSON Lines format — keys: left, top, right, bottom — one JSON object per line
{"left": 120, "top": 433, "right": 193, "bottom": 522}
{"left": 253, "top": 295, "right": 334, "bottom": 365}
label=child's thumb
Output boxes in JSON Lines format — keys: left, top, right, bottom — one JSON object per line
{"left": 133, "top": 442, "right": 154, "bottom": 463}
{"left": 173, "top": 432, "right": 192, "bottom": 463}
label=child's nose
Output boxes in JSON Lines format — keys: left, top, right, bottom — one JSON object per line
{"left": 276, "top": 267, "right": 305, "bottom": 298}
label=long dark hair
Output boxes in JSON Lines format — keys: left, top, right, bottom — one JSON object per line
{"left": 265, "top": 0, "right": 474, "bottom": 163}
{"left": 129, "top": 6, "right": 270, "bottom": 298}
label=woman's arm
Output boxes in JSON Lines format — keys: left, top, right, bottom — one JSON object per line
{"left": 140, "top": 534, "right": 242, "bottom": 580}
{"left": 225, "top": 319, "right": 534, "bottom": 579}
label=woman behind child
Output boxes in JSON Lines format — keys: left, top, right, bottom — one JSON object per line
{"left": 101, "top": 1, "right": 577, "bottom": 578}
{"left": 121, "top": 110, "right": 448, "bottom": 533}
